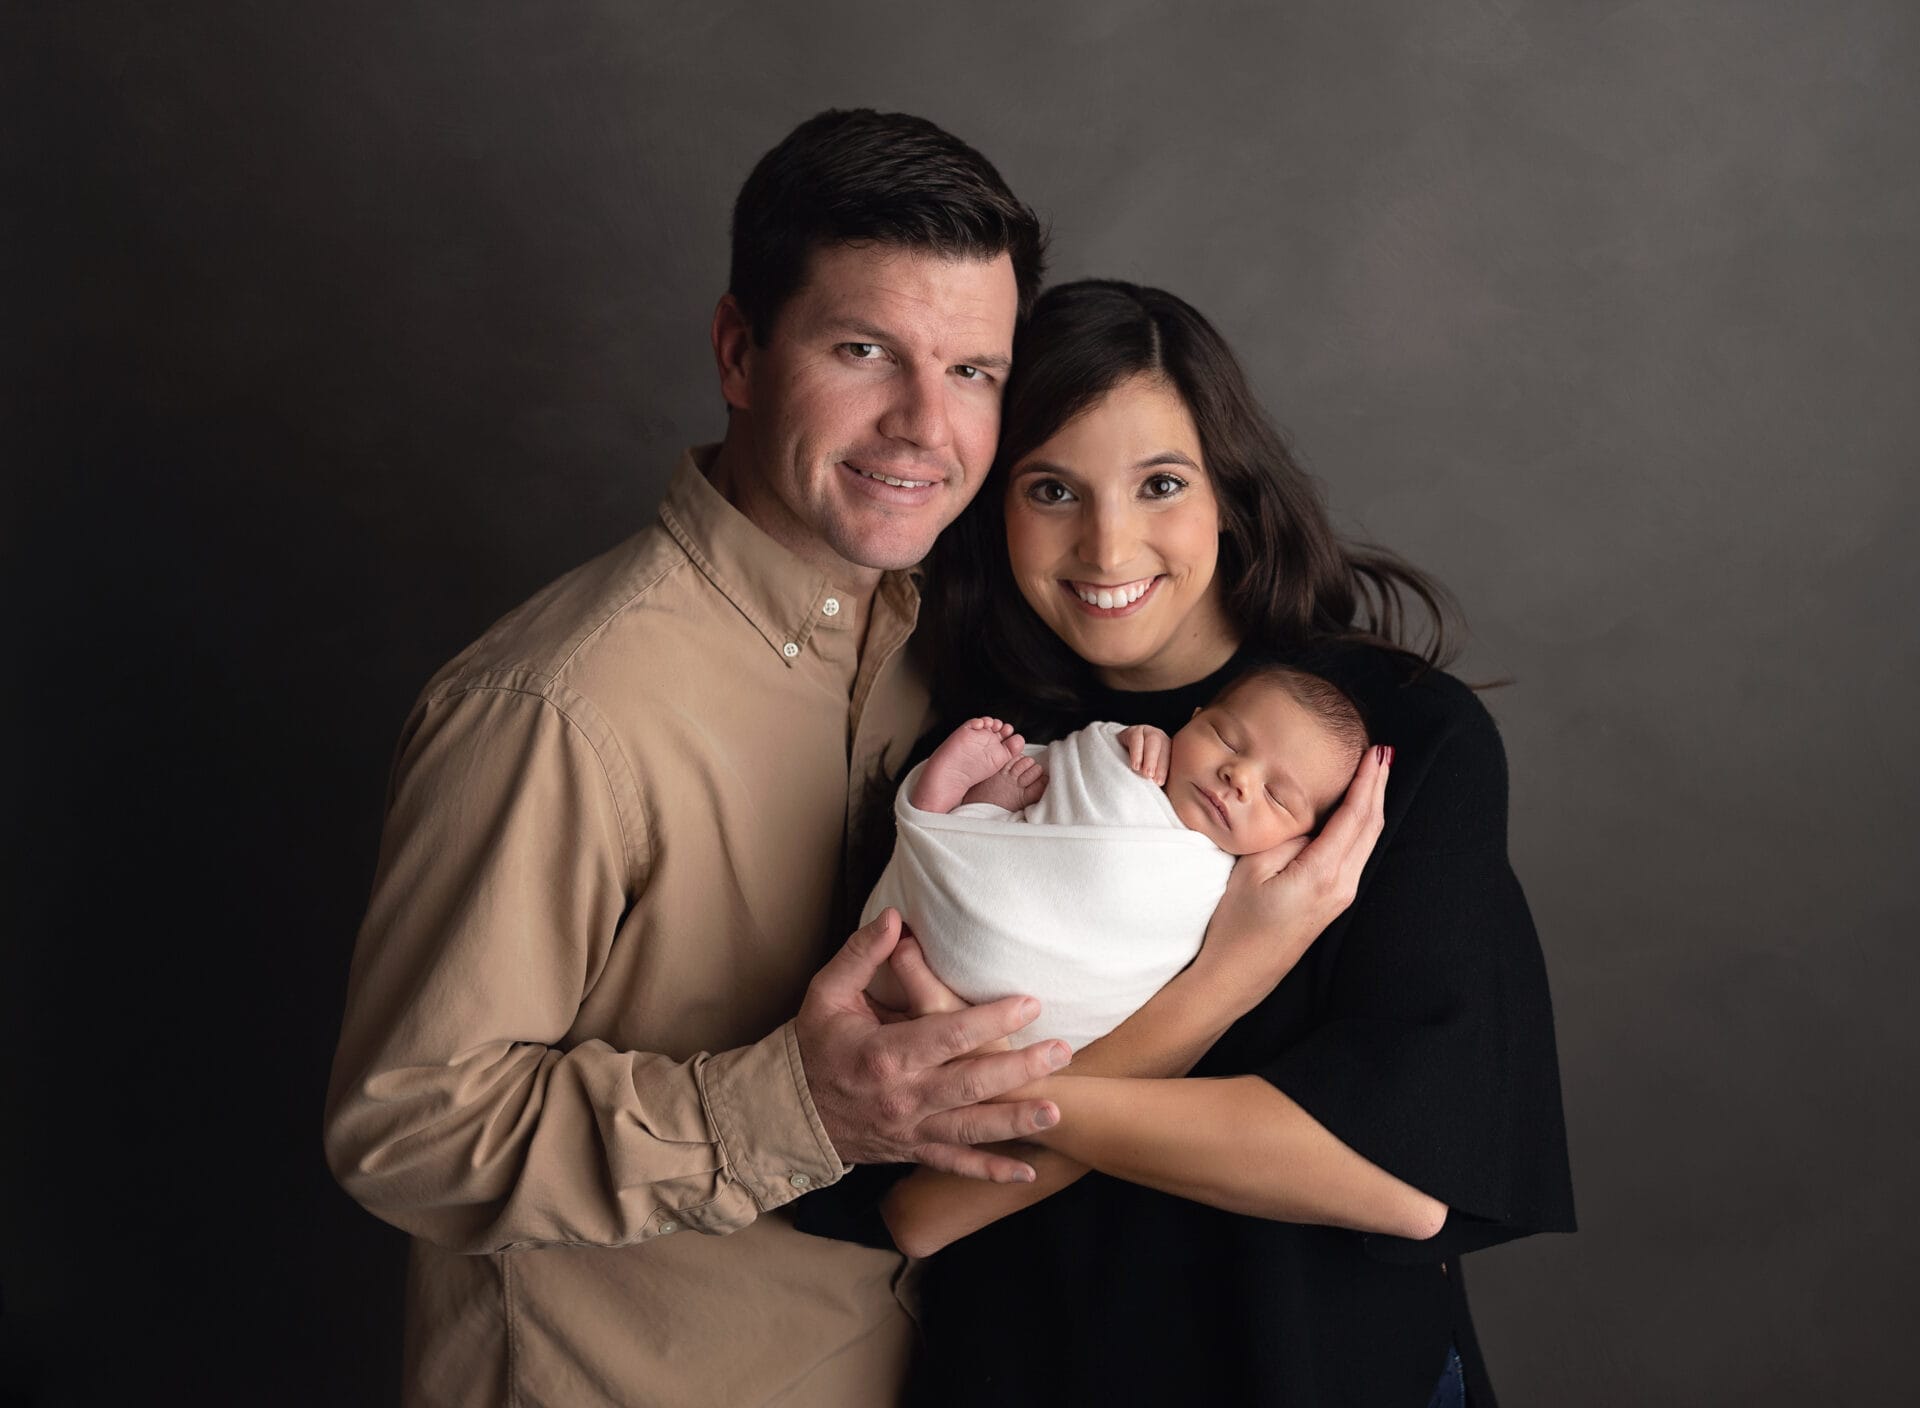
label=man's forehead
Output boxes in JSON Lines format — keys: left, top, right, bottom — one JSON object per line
{"left": 788, "top": 244, "right": 1016, "bottom": 345}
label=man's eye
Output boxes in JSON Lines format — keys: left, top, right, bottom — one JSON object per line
{"left": 1143, "top": 473, "right": 1187, "bottom": 498}
{"left": 955, "top": 365, "right": 987, "bottom": 382}
{"left": 843, "top": 342, "right": 884, "bottom": 360}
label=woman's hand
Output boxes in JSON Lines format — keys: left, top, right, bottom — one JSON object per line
{"left": 1193, "top": 744, "right": 1392, "bottom": 1006}
{"left": 888, "top": 932, "right": 1019, "bottom": 1055}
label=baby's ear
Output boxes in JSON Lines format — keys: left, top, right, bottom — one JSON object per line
{"left": 1189, "top": 706, "right": 1201, "bottom": 718}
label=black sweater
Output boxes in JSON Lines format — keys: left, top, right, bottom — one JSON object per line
{"left": 806, "top": 641, "right": 1575, "bottom": 1407}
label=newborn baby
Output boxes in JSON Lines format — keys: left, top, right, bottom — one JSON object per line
{"left": 864, "top": 665, "right": 1368, "bottom": 1050}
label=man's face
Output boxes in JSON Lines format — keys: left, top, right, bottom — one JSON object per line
{"left": 721, "top": 243, "right": 1020, "bottom": 578}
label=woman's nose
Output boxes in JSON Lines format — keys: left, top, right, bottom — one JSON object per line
{"left": 1078, "top": 503, "right": 1138, "bottom": 575}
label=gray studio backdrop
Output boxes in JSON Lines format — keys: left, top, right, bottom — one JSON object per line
{"left": 12, "top": 1, "right": 1919, "bottom": 1404}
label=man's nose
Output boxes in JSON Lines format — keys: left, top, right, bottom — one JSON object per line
{"left": 876, "top": 365, "right": 952, "bottom": 450}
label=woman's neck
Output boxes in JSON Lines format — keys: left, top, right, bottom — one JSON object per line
{"left": 1093, "top": 629, "right": 1245, "bottom": 694}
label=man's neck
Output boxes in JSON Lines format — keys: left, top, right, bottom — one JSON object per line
{"left": 707, "top": 434, "right": 882, "bottom": 620}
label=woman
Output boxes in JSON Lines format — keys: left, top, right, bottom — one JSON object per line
{"left": 853, "top": 279, "right": 1575, "bottom": 1407}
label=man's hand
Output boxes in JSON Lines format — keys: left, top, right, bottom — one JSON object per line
{"left": 795, "top": 909, "right": 1072, "bottom": 1182}
{"left": 1117, "top": 724, "right": 1172, "bottom": 784}
{"left": 1193, "top": 744, "right": 1392, "bottom": 1004}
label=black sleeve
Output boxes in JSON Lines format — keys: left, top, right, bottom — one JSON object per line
{"left": 790, "top": 1162, "right": 912, "bottom": 1250}
{"left": 1255, "top": 691, "right": 1576, "bottom": 1262}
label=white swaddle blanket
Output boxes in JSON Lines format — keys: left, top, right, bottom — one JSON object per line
{"left": 863, "top": 721, "right": 1235, "bottom": 1051}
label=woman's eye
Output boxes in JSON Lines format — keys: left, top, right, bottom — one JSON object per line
{"left": 1143, "top": 472, "right": 1187, "bottom": 498}
{"left": 1028, "top": 480, "right": 1074, "bottom": 505}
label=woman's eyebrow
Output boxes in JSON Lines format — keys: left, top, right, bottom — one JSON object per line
{"left": 1012, "top": 458, "right": 1076, "bottom": 479}
{"left": 1138, "top": 450, "right": 1200, "bottom": 471}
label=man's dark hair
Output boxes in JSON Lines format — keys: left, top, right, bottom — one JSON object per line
{"left": 729, "top": 108, "right": 1047, "bottom": 343}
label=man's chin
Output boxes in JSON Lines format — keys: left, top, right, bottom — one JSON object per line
{"left": 826, "top": 517, "right": 953, "bottom": 574}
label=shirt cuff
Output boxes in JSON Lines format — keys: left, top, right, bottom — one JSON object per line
{"left": 697, "top": 1020, "right": 846, "bottom": 1213}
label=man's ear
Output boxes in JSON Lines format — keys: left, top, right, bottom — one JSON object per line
{"left": 711, "top": 294, "right": 755, "bottom": 412}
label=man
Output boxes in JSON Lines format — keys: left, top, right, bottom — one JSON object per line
{"left": 325, "top": 110, "right": 1059, "bottom": 1406}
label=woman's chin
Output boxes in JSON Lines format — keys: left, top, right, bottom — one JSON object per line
{"left": 1073, "top": 638, "right": 1168, "bottom": 677}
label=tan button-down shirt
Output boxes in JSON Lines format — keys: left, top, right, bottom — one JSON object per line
{"left": 325, "top": 446, "right": 930, "bottom": 1407}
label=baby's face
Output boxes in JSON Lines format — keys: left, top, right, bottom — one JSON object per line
{"left": 1166, "top": 683, "right": 1359, "bottom": 856}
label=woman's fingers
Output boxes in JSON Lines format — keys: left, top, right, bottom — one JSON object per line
{"left": 889, "top": 935, "right": 969, "bottom": 1016}
{"left": 1237, "top": 832, "right": 1311, "bottom": 883}
{"left": 1299, "top": 744, "right": 1390, "bottom": 880}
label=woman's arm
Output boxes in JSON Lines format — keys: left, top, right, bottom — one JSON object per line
{"left": 883, "top": 747, "right": 1396, "bottom": 1256}
{"left": 879, "top": 950, "right": 1253, "bottom": 1258}
{"left": 1019, "top": 1074, "right": 1446, "bottom": 1237}
{"left": 885, "top": 1071, "right": 1445, "bottom": 1257}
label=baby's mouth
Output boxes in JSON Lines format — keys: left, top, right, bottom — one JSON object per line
{"left": 1194, "top": 782, "right": 1231, "bottom": 830}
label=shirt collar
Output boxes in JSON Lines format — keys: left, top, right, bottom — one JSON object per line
{"left": 657, "top": 444, "right": 919, "bottom": 664}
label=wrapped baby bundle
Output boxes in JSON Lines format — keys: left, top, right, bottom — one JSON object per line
{"left": 863, "top": 722, "right": 1235, "bottom": 1051}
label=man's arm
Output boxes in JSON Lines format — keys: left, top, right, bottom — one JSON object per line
{"left": 324, "top": 681, "right": 1061, "bottom": 1256}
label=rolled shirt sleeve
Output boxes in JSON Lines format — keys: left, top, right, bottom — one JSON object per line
{"left": 324, "top": 677, "right": 842, "bottom": 1255}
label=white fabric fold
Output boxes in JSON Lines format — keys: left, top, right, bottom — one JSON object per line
{"left": 863, "top": 722, "right": 1234, "bottom": 1051}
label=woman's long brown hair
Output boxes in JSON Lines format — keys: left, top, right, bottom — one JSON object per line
{"left": 917, "top": 279, "right": 1464, "bottom": 734}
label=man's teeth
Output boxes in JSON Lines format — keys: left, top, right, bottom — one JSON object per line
{"left": 1075, "top": 580, "right": 1153, "bottom": 609}
{"left": 855, "top": 467, "right": 932, "bottom": 489}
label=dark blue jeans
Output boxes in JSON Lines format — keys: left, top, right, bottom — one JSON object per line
{"left": 1424, "top": 1345, "right": 1465, "bottom": 1408}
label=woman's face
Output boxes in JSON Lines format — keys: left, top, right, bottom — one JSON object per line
{"left": 1003, "top": 374, "right": 1240, "bottom": 690}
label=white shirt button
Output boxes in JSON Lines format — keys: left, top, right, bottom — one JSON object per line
{"left": 788, "top": 1172, "right": 812, "bottom": 1190}
{"left": 658, "top": 1220, "right": 679, "bottom": 1234}
{"left": 822, "top": 597, "right": 840, "bottom": 617}
{"left": 781, "top": 641, "right": 799, "bottom": 658}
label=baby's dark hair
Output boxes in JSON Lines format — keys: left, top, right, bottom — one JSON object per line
{"left": 1214, "top": 665, "right": 1370, "bottom": 809}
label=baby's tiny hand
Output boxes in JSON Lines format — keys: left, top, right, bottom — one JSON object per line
{"left": 1118, "top": 724, "right": 1172, "bottom": 785}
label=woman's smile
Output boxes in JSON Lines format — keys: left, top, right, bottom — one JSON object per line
{"left": 1004, "top": 374, "right": 1240, "bottom": 690}
{"left": 1062, "top": 574, "right": 1162, "bottom": 615}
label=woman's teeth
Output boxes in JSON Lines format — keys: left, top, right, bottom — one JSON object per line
{"left": 1074, "top": 579, "right": 1154, "bottom": 609}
